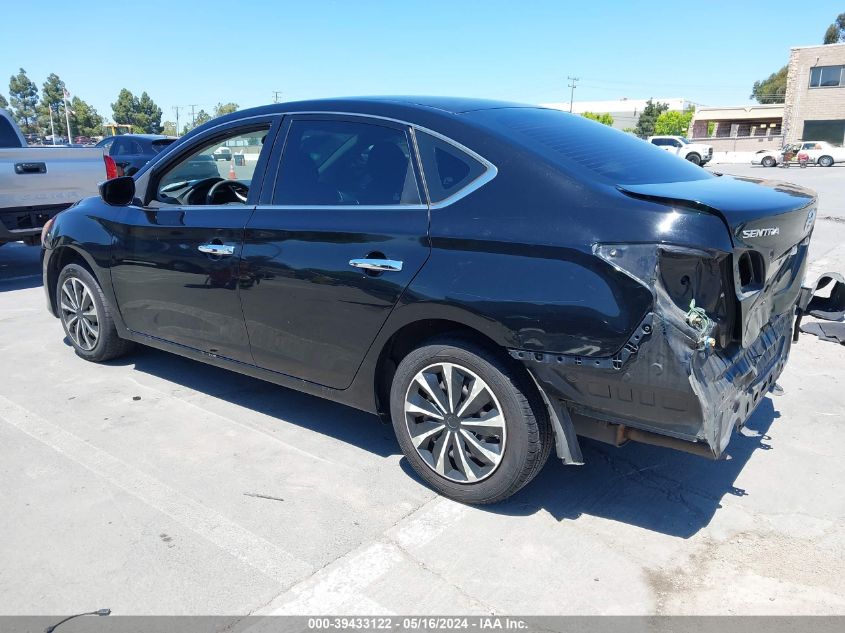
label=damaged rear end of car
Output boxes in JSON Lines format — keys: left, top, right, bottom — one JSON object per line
{"left": 520, "top": 175, "right": 817, "bottom": 461}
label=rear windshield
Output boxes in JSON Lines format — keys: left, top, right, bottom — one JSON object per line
{"left": 151, "top": 139, "right": 176, "bottom": 153}
{"left": 467, "top": 108, "right": 712, "bottom": 185}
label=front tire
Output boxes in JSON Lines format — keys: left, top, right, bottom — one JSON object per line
{"left": 762, "top": 156, "right": 776, "bottom": 167}
{"left": 686, "top": 152, "right": 702, "bottom": 166}
{"left": 818, "top": 155, "right": 834, "bottom": 167}
{"left": 57, "top": 263, "right": 134, "bottom": 362}
{"left": 390, "top": 338, "right": 552, "bottom": 504}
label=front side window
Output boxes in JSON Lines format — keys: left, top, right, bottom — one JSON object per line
{"left": 155, "top": 125, "right": 271, "bottom": 205}
{"left": 273, "top": 119, "right": 420, "bottom": 206}
{"left": 810, "top": 65, "right": 844, "bottom": 88}
{"left": 415, "top": 130, "right": 487, "bottom": 203}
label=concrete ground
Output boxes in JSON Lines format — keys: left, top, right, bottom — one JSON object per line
{"left": 0, "top": 165, "right": 844, "bottom": 615}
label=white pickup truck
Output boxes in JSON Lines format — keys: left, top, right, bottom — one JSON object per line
{"left": 647, "top": 135, "right": 713, "bottom": 166}
{"left": 1, "top": 108, "right": 111, "bottom": 246}
{"left": 752, "top": 141, "right": 845, "bottom": 167}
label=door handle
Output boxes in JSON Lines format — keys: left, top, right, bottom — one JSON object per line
{"left": 198, "top": 243, "right": 235, "bottom": 256}
{"left": 14, "top": 162, "right": 47, "bottom": 174}
{"left": 349, "top": 258, "right": 403, "bottom": 272}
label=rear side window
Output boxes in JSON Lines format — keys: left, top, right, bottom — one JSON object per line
{"left": 469, "top": 108, "right": 712, "bottom": 185}
{"left": 415, "top": 131, "right": 487, "bottom": 203}
{"left": 274, "top": 119, "right": 421, "bottom": 206}
{"left": 0, "top": 116, "right": 20, "bottom": 147}
{"left": 151, "top": 139, "right": 175, "bottom": 154}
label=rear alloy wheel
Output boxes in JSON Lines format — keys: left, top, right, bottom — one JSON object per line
{"left": 818, "top": 155, "right": 834, "bottom": 167}
{"left": 686, "top": 153, "right": 702, "bottom": 166}
{"left": 390, "top": 338, "right": 552, "bottom": 504}
{"left": 762, "top": 156, "right": 776, "bottom": 167}
{"left": 57, "top": 263, "right": 134, "bottom": 362}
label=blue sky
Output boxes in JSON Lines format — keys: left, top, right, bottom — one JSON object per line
{"left": 0, "top": 0, "right": 840, "bottom": 124}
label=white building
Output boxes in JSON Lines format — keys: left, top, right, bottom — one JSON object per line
{"left": 540, "top": 98, "right": 697, "bottom": 131}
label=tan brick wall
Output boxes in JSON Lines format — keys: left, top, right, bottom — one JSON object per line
{"left": 783, "top": 43, "right": 845, "bottom": 144}
{"left": 690, "top": 136, "right": 783, "bottom": 152}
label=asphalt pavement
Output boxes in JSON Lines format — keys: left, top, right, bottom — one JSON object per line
{"left": 0, "top": 165, "right": 843, "bottom": 615}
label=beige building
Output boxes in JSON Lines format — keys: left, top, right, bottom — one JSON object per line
{"left": 783, "top": 42, "right": 845, "bottom": 145}
{"left": 689, "top": 104, "right": 784, "bottom": 152}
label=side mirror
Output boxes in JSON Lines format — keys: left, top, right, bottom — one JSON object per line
{"left": 99, "top": 176, "right": 136, "bottom": 206}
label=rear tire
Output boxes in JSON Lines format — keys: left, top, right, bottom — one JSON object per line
{"left": 762, "top": 156, "right": 776, "bottom": 167}
{"left": 57, "top": 263, "right": 134, "bottom": 362}
{"left": 686, "top": 153, "right": 702, "bottom": 166}
{"left": 818, "top": 155, "right": 834, "bottom": 167}
{"left": 390, "top": 338, "right": 552, "bottom": 504}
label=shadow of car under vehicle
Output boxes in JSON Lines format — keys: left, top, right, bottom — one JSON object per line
{"left": 107, "top": 343, "right": 779, "bottom": 539}
{"left": 488, "top": 399, "right": 778, "bottom": 538}
{"left": 0, "top": 243, "right": 43, "bottom": 291}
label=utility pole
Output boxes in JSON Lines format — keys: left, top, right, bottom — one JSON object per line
{"left": 189, "top": 104, "right": 198, "bottom": 128}
{"left": 567, "top": 76, "right": 579, "bottom": 113}
{"left": 62, "top": 88, "right": 73, "bottom": 142}
{"left": 172, "top": 105, "right": 183, "bottom": 136}
{"left": 272, "top": 91, "right": 283, "bottom": 104}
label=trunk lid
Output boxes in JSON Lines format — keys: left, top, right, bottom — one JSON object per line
{"left": 619, "top": 175, "right": 818, "bottom": 347}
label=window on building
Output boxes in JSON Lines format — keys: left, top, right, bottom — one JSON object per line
{"left": 802, "top": 120, "right": 845, "bottom": 145}
{"left": 809, "top": 65, "right": 844, "bottom": 88}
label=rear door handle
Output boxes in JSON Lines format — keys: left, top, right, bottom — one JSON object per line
{"left": 198, "top": 243, "right": 235, "bottom": 256}
{"left": 349, "top": 258, "right": 403, "bottom": 272}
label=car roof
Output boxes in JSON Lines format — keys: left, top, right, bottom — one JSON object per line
{"left": 194, "top": 96, "right": 537, "bottom": 131}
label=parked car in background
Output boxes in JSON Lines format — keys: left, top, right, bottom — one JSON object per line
{"left": 753, "top": 141, "right": 845, "bottom": 167}
{"left": 73, "top": 135, "right": 95, "bottom": 145}
{"left": 42, "top": 97, "right": 822, "bottom": 503}
{"left": 648, "top": 135, "right": 713, "bottom": 166}
{"left": 0, "top": 108, "right": 114, "bottom": 246}
{"left": 96, "top": 134, "right": 177, "bottom": 177}
{"left": 212, "top": 145, "right": 232, "bottom": 161}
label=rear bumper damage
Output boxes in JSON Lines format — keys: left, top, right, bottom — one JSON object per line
{"left": 511, "top": 240, "right": 811, "bottom": 462}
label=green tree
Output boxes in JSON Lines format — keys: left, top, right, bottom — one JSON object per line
{"left": 8, "top": 68, "right": 39, "bottom": 133}
{"left": 581, "top": 111, "right": 614, "bottom": 126}
{"left": 750, "top": 65, "right": 787, "bottom": 104}
{"left": 111, "top": 88, "right": 138, "bottom": 128}
{"left": 823, "top": 12, "right": 845, "bottom": 43}
{"left": 37, "top": 73, "right": 69, "bottom": 137}
{"left": 0, "top": 94, "right": 8, "bottom": 110}
{"left": 161, "top": 121, "right": 177, "bottom": 136}
{"left": 183, "top": 109, "right": 211, "bottom": 134}
{"left": 69, "top": 97, "right": 103, "bottom": 137}
{"left": 135, "top": 92, "right": 162, "bottom": 133}
{"left": 111, "top": 89, "right": 162, "bottom": 133}
{"left": 634, "top": 99, "right": 669, "bottom": 138}
{"left": 213, "top": 102, "right": 238, "bottom": 117}
{"left": 654, "top": 108, "right": 695, "bottom": 136}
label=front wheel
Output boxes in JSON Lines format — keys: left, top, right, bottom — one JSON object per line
{"left": 390, "top": 338, "right": 552, "bottom": 504}
{"left": 761, "top": 156, "right": 776, "bottom": 167}
{"left": 685, "top": 153, "right": 702, "bottom": 166}
{"left": 57, "top": 263, "right": 134, "bottom": 362}
{"left": 818, "top": 155, "right": 834, "bottom": 167}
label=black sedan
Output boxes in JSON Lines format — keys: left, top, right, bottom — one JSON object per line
{"left": 96, "top": 134, "right": 221, "bottom": 180}
{"left": 42, "top": 97, "right": 821, "bottom": 503}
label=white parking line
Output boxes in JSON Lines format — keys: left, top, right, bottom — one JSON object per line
{"left": 0, "top": 395, "right": 313, "bottom": 587}
{"left": 257, "top": 541, "right": 402, "bottom": 615}
{"left": 255, "top": 498, "right": 470, "bottom": 616}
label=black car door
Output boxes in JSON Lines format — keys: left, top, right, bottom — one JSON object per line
{"left": 110, "top": 116, "right": 281, "bottom": 362}
{"left": 239, "top": 114, "right": 431, "bottom": 389}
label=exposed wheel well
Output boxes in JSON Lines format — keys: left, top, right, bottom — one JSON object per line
{"left": 373, "top": 318, "right": 530, "bottom": 420}
{"left": 45, "top": 247, "right": 95, "bottom": 315}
